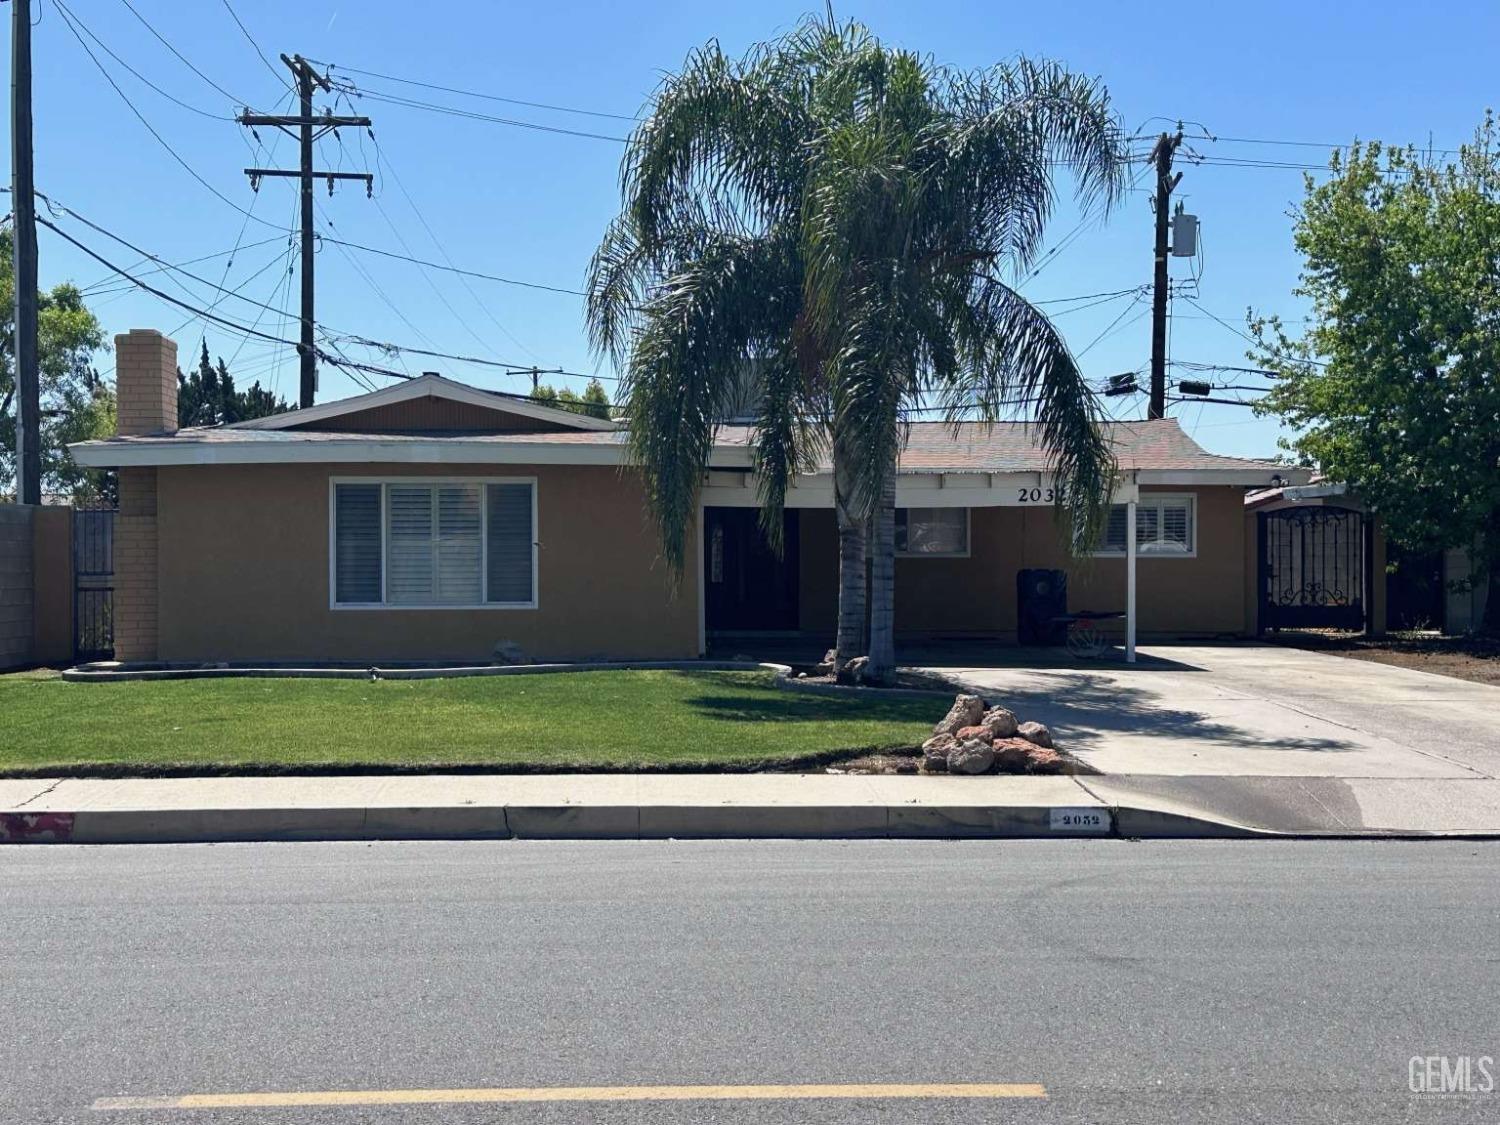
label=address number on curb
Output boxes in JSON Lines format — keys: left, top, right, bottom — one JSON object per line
{"left": 1049, "top": 807, "right": 1111, "bottom": 833}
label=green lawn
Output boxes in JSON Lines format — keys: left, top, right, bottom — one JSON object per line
{"left": 0, "top": 670, "right": 937, "bottom": 775}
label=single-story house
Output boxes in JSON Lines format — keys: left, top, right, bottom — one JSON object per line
{"left": 69, "top": 329, "right": 1309, "bottom": 665}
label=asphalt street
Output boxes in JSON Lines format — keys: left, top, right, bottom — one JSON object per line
{"left": 3, "top": 839, "right": 1498, "bottom": 1124}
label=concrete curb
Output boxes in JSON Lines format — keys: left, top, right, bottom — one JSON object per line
{"left": 7, "top": 775, "right": 1495, "bottom": 844}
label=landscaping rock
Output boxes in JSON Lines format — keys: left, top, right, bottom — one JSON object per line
{"left": 921, "top": 733, "right": 957, "bottom": 772}
{"left": 992, "top": 738, "right": 1036, "bottom": 772}
{"left": 893, "top": 758, "right": 919, "bottom": 775}
{"left": 980, "top": 706, "right": 1018, "bottom": 739}
{"left": 992, "top": 737, "right": 1066, "bottom": 774}
{"left": 814, "top": 648, "right": 837, "bottom": 675}
{"left": 933, "top": 694, "right": 985, "bottom": 736}
{"left": 1024, "top": 747, "right": 1066, "bottom": 774}
{"left": 1018, "top": 720, "right": 1054, "bottom": 748}
{"left": 837, "top": 656, "right": 871, "bottom": 685}
{"left": 955, "top": 724, "right": 990, "bottom": 741}
{"left": 947, "top": 738, "right": 997, "bottom": 775}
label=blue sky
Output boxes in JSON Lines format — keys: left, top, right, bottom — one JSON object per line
{"left": 12, "top": 0, "right": 1498, "bottom": 457}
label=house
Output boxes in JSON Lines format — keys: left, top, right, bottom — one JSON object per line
{"left": 68, "top": 329, "right": 1308, "bottom": 665}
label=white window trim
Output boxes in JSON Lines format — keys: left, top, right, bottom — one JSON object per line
{"left": 328, "top": 475, "right": 539, "bottom": 610}
{"left": 1092, "top": 492, "right": 1197, "bottom": 559}
{"left": 895, "top": 507, "right": 972, "bottom": 559}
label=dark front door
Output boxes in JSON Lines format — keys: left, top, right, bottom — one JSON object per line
{"left": 704, "top": 507, "right": 799, "bottom": 631}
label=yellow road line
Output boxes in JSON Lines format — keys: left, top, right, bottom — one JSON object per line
{"left": 94, "top": 1082, "right": 1046, "bottom": 1110}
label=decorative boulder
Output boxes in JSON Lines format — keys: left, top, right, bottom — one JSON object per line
{"left": 921, "top": 734, "right": 957, "bottom": 772}
{"left": 814, "top": 649, "right": 836, "bottom": 675}
{"left": 933, "top": 694, "right": 985, "bottom": 737}
{"left": 992, "top": 738, "right": 1036, "bottom": 772}
{"left": 947, "top": 739, "right": 997, "bottom": 775}
{"left": 955, "top": 725, "right": 990, "bottom": 742}
{"left": 837, "top": 656, "right": 871, "bottom": 685}
{"left": 1017, "top": 721, "right": 1054, "bottom": 748}
{"left": 1024, "top": 747, "right": 1066, "bottom": 774}
{"left": 981, "top": 707, "right": 1019, "bottom": 740}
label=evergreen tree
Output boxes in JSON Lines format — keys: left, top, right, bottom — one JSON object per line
{"left": 177, "top": 339, "right": 292, "bottom": 427}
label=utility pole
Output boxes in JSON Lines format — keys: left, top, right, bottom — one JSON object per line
{"left": 238, "top": 56, "right": 371, "bottom": 408}
{"left": 11, "top": 0, "right": 40, "bottom": 504}
{"left": 1148, "top": 127, "right": 1183, "bottom": 421}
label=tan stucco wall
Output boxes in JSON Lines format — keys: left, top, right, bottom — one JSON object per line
{"left": 799, "top": 486, "right": 1249, "bottom": 639}
{"left": 154, "top": 463, "right": 698, "bottom": 663}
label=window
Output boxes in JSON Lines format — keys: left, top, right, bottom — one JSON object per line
{"left": 1095, "top": 494, "right": 1196, "bottom": 557}
{"left": 896, "top": 507, "right": 969, "bottom": 556}
{"left": 331, "top": 479, "right": 536, "bottom": 608}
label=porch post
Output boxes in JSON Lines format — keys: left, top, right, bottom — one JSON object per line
{"left": 1126, "top": 499, "right": 1137, "bottom": 663}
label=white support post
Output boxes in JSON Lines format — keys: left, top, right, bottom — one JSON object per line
{"left": 1126, "top": 499, "right": 1138, "bottom": 663}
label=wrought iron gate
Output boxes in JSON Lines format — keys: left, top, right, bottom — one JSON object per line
{"left": 74, "top": 506, "right": 115, "bottom": 660}
{"left": 1258, "top": 506, "right": 1367, "bottom": 632}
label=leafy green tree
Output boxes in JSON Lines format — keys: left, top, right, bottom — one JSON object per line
{"left": 0, "top": 228, "right": 111, "bottom": 502}
{"left": 587, "top": 17, "right": 1123, "bottom": 680}
{"left": 178, "top": 339, "right": 292, "bottom": 427}
{"left": 1253, "top": 116, "right": 1500, "bottom": 633}
{"left": 530, "top": 378, "right": 611, "bottom": 419}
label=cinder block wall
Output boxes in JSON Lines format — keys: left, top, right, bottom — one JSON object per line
{"left": 113, "top": 329, "right": 177, "bottom": 662}
{"left": 0, "top": 505, "right": 37, "bottom": 669}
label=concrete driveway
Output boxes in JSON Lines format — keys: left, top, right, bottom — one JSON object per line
{"left": 922, "top": 644, "right": 1498, "bottom": 780}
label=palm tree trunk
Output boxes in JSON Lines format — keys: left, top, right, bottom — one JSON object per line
{"left": 866, "top": 454, "right": 897, "bottom": 685}
{"left": 833, "top": 437, "right": 867, "bottom": 671}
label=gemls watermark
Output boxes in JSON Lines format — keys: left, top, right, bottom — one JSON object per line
{"left": 1409, "top": 1055, "right": 1495, "bottom": 1097}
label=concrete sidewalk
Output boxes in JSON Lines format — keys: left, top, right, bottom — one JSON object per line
{"left": 4, "top": 772, "right": 1500, "bottom": 843}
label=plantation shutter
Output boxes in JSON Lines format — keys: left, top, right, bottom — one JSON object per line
{"left": 1160, "top": 500, "right": 1193, "bottom": 553}
{"left": 334, "top": 484, "right": 382, "bottom": 604}
{"left": 1135, "top": 504, "right": 1159, "bottom": 548}
{"left": 486, "top": 483, "right": 534, "bottom": 604}
{"left": 386, "top": 486, "right": 436, "bottom": 604}
{"left": 436, "top": 485, "right": 483, "bottom": 603}
{"left": 1104, "top": 505, "right": 1128, "bottom": 552}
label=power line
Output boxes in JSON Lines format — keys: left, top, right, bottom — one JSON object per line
{"left": 321, "top": 236, "right": 587, "bottom": 295}
{"left": 55, "top": 2, "right": 289, "bottom": 233}
{"left": 78, "top": 234, "right": 285, "bottom": 294}
{"left": 54, "top": 0, "right": 230, "bottom": 120}
{"left": 306, "top": 58, "right": 640, "bottom": 122}
{"left": 114, "top": 0, "right": 255, "bottom": 108}
{"left": 218, "top": 0, "right": 293, "bottom": 92}
{"left": 346, "top": 85, "right": 633, "bottom": 143}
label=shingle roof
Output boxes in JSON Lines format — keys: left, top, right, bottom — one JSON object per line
{"left": 73, "top": 416, "right": 1295, "bottom": 479}
{"left": 711, "top": 418, "right": 1283, "bottom": 474}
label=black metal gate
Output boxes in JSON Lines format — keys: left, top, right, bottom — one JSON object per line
{"left": 74, "top": 506, "right": 115, "bottom": 660}
{"left": 1259, "top": 506, "right": 1367, "bottom": 632}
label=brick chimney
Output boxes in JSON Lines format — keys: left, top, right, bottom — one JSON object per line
{"left": 115, "top": 328, "right": 178, "bottom": 436}
{"left": 113, "top": 329, "right": 177, "bottom": 662}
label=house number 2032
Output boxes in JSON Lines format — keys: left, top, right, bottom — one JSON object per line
{"left": 1016, "top": 486, "right": 1063, "bottom": 504}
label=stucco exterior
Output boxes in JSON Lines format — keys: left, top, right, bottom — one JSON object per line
{"left": 798, "top": 486, "right": 1249, "bottom": 640}
{"left": 153, "top": 462, "right": 699, "bottom": 663}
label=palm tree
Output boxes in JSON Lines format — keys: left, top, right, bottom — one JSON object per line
{"left": 587, "top": 18, "right": 1124, "bottom": 681}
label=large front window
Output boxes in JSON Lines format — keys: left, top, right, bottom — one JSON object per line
{"left": 1095, "top": 494, "right": 1196, "bottom": 557}
{"left": 896, "top": 507, "right": 969, "bottom": 556}
{"left": 332, "top": 478, "right": 536, "bottom": 608}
